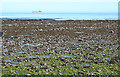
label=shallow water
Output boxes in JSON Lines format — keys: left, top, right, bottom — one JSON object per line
{"left": 1, "top": 13, "right": 117, "bottom": 20}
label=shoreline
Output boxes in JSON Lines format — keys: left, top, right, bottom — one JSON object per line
{"left": 0, "top": 19, "right": 119, "bottom": 23}
{"left": 0, "top": 18, "right": 118, "bottom": 21}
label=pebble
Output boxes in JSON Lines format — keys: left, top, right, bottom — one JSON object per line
{"left": 27, "top": 74, "right": 31, "bottom": 76}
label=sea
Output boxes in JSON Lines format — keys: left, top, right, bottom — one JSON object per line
{"left": 0, "top": 12, "right": 118, "bottom": 20}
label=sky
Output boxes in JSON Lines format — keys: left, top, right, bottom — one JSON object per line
{"left": 1, "top": 0, "right": 120, "bottom": 2}
{"left": 1, "top": 0, "right": 119, "bottom": 13}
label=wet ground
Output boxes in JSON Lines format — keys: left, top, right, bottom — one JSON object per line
{"left": 1, "top": 19, "right": 119, "bottom": 75}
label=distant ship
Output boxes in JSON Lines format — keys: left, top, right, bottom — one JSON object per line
{"left": 32, "top": 10, "right": 42, "bottom": 13}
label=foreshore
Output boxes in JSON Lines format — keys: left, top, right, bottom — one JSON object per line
{"left": 1, "top": 19, "right": 119, "bottom": 75}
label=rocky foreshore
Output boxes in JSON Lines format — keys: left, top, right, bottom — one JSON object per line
{"left": 1, "top": 19, "right": 119, "bottom": 75}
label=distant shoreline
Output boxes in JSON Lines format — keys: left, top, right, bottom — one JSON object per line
{"left": 0, "top": 18, "right": 118, "bottom": 21}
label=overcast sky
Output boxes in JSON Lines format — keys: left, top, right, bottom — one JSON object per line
{"left": 1, "top": 0, "right": 119, "bottom": 13}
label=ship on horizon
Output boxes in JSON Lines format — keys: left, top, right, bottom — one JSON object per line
{"left": 32, "top": 10, "right": 42, "bottom": 13}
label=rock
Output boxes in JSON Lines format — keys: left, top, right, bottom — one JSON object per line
{"left": 61, "top": 64, "right": 66, "bottom": 66}
{"left": 83, "top": 66, "right": 91, "bottom": 68}
{"left": 35, "top": 69, "right": 39, "bottom": 72}
{"left": 40, "top": 66, "right": 49, "bottom": 69}
{"left": 97, "top": 46, "right": 104, "bottom": 51}
{"left": 109, "top": 30, "right": 114, "bottom": 33}
{"left": 59, "top": 57, "right": 66, "bottom": 61}
{"left": 78, "top": 39, "right": 84, "bottom": 41}
{"left": 88, "top": 57, "right": 95, "bottom": 60}
{"left": 117, "top": 46, "right": 120, "bottom": 50}
{"left": 52, "top": 65, "right": 58, "bottom": 68}
{"left": 27, "top": 68, "right": 31, "bottom": 71}
{"left": 94, "top": 61, "right": 98, "bottom": 64}
{"left": 111, "top": 55, "right": 119, "bottom": 61}
{"left": 106, "top": 25, "right": 110, "bottom": 29}
{"left": 0, "top": 32, "right": 3, "bottom": 37}
{"left": 31, "top": 66, "right": 36, "bottom": 70}
{"left": 109, "top": 60, "right": 116, "bottom": 64}
{"left": 74, "top": 66, "right": 79, "bottom": 69}
{"left": 15, "top": 65, "right": 18, "bottom": 68}
{"left": 64, "top": 51, "right": 69, "bottom": 53}
{"left": 40, "top": 62, "right": 44, "bottom": 65}
{"left": 27, "top": 74, "right": 31, "bottom": 76}
{"left": 78, "top": 72, "right": 84, "bottom": 74}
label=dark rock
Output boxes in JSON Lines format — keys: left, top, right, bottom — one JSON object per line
{"left": 112, "top": 55, "right": 119, "bottom": 61}
{"left": 15, "top": 66, "right": 18, "bottom": 68}
{"left": 40, "top": 66, "right": 49, "bottom": 69}
{"left": 0, "top": 32, "right": 3, "bottom": 37}
{"left": 78, "top": 39, "right": 84, "bottom": 41}
{"left": 109, "top": 60, "right": 116, "bottom": 64}
{"left": 78, "top": 72, "right": 84, "bottom": 74}
{"left": 94, "top": 61, "right": 98, "bottom": 64}
{"left": 35, "top": 69, "right": 39, "bottom": 72}
{"left": 83, "top": 66, "right": 91, "bottom": 68}
{"left": 72, "top": 62, "right": 76, "bottom": 65}
{"left": 40, "top": 62, "right": 44, "bottom": 65}
{"left": 117, "top": 46, "right": 120, "bottom": 50}
{"left": 60, "top": 58, "right": 66, "bottom": 62}
{"left": 80, "top": 60, "right": 85, "bottom": 63}
{"left": 27, "top": 68, "right": 31, "bottom": 71}
{"left": 109, "top": 30, "right": 114, "bottom": 33}
{"left": 52, "top": 65, "right": 58, "bottom": 68}
{"left": 61, "top": 64, "right": 66, "bottom": 66}
{"left": 74, "top": 66, "right": 79, "bottom": 69}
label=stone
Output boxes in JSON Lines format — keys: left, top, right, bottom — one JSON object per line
{"left": 78, "top": 39, "right": 84, "bottom": 41}
{"left": 0, "top": 32, "right": 3, "bottom": 37}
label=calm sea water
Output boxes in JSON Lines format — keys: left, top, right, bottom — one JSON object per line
{"left": 0, "top": 13, "right": 118, "bottom": 20}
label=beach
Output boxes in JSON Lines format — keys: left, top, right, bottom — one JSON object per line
{"left": 1, "top": 19, "right": 119, "bottom": 75}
